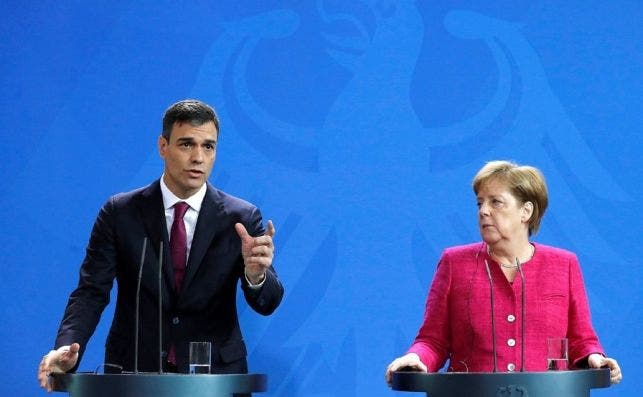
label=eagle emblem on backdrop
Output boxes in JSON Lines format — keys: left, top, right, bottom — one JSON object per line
{"left": 168, "top": 1, "right": 632, "bottom": 395}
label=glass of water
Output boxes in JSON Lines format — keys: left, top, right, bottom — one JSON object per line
{"left": 189, "top": 341, "right": 211, "bottom": 374}
{"left": 546, "top": 337, "right": 568, "bottom": 370}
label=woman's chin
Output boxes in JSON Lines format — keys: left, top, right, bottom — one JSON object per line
{"left": 480, "top": 234, "right": 499, "bottom": 245}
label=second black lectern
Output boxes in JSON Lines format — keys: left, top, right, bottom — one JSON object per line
{"left": 51, "top": 372, "right": 267, "bottom": 397}
{"left": 391, "top": 368, "right": 610, "bottom": 397}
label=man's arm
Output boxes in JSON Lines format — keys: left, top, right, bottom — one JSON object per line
{"left": 38, "top": 196, "right": 119, "bottom": 389}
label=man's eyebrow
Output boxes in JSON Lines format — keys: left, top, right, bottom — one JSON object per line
{"left": 175, "top": 137, "right": 217, "bottom": 145}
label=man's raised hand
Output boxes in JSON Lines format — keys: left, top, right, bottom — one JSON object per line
{"left": 235, "top": 220, "right": 275, "bottom": 285}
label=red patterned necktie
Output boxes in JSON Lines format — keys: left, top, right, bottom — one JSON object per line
{"left": 168, "top": 201, "right": 189, "bottom": 367}
{"left": 170, "top": 201, "right": 189, "bottom": 293}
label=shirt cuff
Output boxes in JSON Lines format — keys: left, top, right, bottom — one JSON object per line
{"left": 245, "top": 272, "right": 266, "bottom": 289}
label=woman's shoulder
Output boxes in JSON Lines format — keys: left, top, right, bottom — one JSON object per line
{"left": 443, "top": 242, "right": 485, "bottom": 260}
{"left": 533, "top": 243, "right": 576, "bottom": 258}
{"left": 533, "top": 243, "right": 580, "bottom": 267}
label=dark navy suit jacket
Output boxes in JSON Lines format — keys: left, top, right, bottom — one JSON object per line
{"left": 55, "top": 180, "right": 284, "bottom": 373}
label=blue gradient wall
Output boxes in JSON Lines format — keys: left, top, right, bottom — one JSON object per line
{"left": 1, "top": 2, "right": 640, "bottom": 396}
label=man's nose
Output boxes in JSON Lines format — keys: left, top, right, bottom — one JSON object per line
{"left": 191, "top": 147, "right": 204, "bottom": 163}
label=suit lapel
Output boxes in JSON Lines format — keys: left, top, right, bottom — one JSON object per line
{"left": 137, "top": 180, "right": 175, "bottom": 296}
{"left": 181, "top": 184, "right": 227, "bottom": 295}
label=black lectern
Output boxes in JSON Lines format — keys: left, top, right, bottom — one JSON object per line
{"left": 51, "top": 372, "right": 267, "bottom": 397}
{"left": 391, "top": 369, "right": 610, "bottom": 397}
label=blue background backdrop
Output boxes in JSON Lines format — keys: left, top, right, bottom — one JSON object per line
{"left": 1, "top": 1, "right": 641, "bottom": 396}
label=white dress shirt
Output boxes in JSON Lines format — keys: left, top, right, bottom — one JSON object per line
{"left": 159, "top": 176, "right": 264, "bottom": 288}
{"left": 160, "top": 175, "right": 206, "bottom": 262}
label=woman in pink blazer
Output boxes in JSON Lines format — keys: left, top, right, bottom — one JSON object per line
{"left": 386, "top": 161, "right": 622, "bottom": 384}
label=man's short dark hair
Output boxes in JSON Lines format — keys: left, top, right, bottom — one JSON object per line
{"left": 161, "top": 99, "right": 219, "bottom": 139}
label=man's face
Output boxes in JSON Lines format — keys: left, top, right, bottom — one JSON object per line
{"left": 158, "top": 121, "right": 218, "bottom": 198}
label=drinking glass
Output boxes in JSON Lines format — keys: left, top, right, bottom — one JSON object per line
{"left": 546, "top": 337, "right": 568, "bottom": 370}
{"left": 189, "top": 342, "right": 211, "bottom": 374}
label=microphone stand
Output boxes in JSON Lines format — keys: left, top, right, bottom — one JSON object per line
{"left": 158, "top": 241, "right": 164, "bottom": 374}
{"left": 516, "top": 258, "right": 526, "bottom": 372}
{"left": 484, "top": 260, "right": 498, "bottom": 372}
{"left": 134, "top": 237, "right": 148, "bottom": 374}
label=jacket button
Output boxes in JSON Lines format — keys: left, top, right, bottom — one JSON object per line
{"left": 507, "top": 314, "right": 516, "bottom": 322}
{"left": 172, "top": 316, "right": 179, "bottom": 325}
{"left": 507, "top": 338, "right": 516, "bottom": 347}
{"left": 507, "top": 363, "right": 516, "bottom": 372}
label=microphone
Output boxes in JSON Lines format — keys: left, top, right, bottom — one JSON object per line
{"left": 158, "top": 241, "right": 164, "bottom": 374}
{"left": 484, "top": 259, "right": 498, "bottom": 372}
{"left": 516, "top": 258, "right": 526, "bottom": 372}
{"left": 134, "top": 237, "right": 148, "bottom": 374}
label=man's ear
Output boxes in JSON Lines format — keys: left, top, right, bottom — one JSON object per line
{"left": 158, "top": 135, "right": 168, "bottom": 158}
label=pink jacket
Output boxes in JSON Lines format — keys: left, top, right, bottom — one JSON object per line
{"left": 408, "top": 242, "right": 604, "bottom": 373}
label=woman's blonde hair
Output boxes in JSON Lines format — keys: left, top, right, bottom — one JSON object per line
{"left": 472, "top": 160, "right": 548, "bottom": 235}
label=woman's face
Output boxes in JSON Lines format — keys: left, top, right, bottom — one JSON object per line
{"left": 476, "top": 178, "right": 530, "bottom": 245}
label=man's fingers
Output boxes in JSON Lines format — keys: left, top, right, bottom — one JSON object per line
{"left": 251, "top": 245, "right": 272, "bottom": 256}
{"left": 39, "top": 375, "right": 49, "bottom": 391}
{"left": 253, "top": 235, "right": 274, "bottom": 247}
{"left": 38, "top": 368, "right": 48, "bottom": 389}
{"left": 265, "top": 220, "right": 276, "bottom": 237}
{"left": 38, "top": 351, "right": 56, "bottom": 391}
{"left": 244, "top": 256, "right": 272, "bottom": 267}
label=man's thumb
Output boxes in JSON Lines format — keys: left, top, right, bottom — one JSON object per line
{"left": 235, "top": 223, "right": 250, "bottom": 240}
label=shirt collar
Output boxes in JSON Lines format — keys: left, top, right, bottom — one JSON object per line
{"left": 159, "top": 175, "right": 207, "bottom": 212}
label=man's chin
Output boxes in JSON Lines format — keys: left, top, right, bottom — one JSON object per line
{"left": 184, "top": 173, "right": 206, "bottom": 182}
{"left": 175, "top": 180, "right": 206, "bottom": 196}
{"left": 186, "top": 180, "right": 205, "bottom": 190}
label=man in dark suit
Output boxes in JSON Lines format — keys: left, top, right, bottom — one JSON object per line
{"left": 38, "top": 99, "right": 284, "bottom": 391}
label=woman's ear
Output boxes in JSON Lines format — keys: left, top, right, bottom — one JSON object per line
{"left": 522, "top": 201, "right": 534, "bottom": 222}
